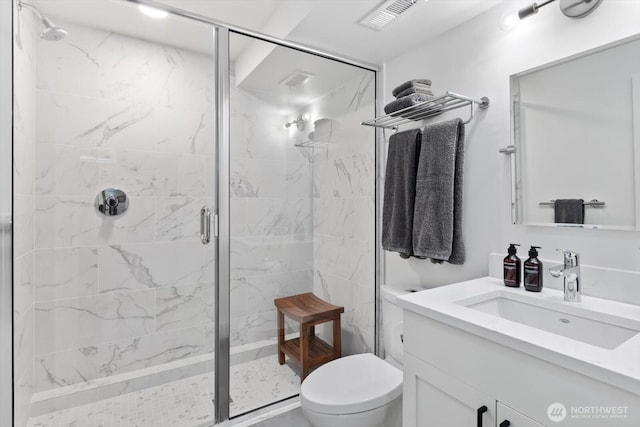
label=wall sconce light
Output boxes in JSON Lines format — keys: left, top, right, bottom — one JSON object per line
{"left": 518, "top": 0, "right": 603, "bottom": 20}
{"left": 518, "top": 0, "right": 554, "bottom": 19}
{"left": 284, "top": 113, "right": 311, "bottom": 130}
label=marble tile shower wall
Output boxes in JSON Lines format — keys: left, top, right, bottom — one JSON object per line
{"left": 32, "top": 21, "right": 216, "bottom": 396}
{"left": 312, "top": 73, "right": 376, "bottom": 356}
{"left": 229, "top": 75, "right": 314, "bottom": 348}
{"left": 13, "top": 6, "right": 37, "bottom": 427}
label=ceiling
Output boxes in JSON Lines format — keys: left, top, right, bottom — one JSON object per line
{"left": 28, "top": 0, "right": 505, "bottom": 112}
{"left": 236, "top": 42, "right": 368, "bottom": 110}
{"left": 286, "top": 0, "right": 505, "bottom": 65}
{"left": 32, "top": 0, "right": 506, "bottom": 66}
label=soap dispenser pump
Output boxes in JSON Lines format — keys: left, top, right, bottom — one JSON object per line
{"left": 524, "top": 246, "right": 543, "bottom": 292}
{"left": 503, "top": 243, "right": 521, "bottom": 288}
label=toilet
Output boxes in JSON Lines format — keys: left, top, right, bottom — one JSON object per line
{"left": 300, "top": 286, "right": 406, "bottom": 427}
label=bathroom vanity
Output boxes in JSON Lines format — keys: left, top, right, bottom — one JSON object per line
{"left": 397, "top": 277, "right": 640, "bottom": 427}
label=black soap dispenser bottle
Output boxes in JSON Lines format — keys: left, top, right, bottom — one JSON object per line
{"left": 524, "top": 246, "right": 543, "bottom": 292}
{"left": 503, "top": 244, "right": 521, "bottom": 288}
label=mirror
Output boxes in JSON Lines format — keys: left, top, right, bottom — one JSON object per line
{"left": 510, "top": 34, "right": 640, "bottom": 230}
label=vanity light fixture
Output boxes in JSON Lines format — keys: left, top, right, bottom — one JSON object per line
{"left": 518, "top": 0, "right": 603, "bottom": 20}
{"left": 518, "top": 0, "right": 556, "bottom": 19}
{"left": 284, "top": 113, "right": 311, "bottom": 130}
{"left": 499, "top": 11, "right": 520, "bottom": 31}
{"left": 138, "top": 4, "right": 169, "bottom": 19}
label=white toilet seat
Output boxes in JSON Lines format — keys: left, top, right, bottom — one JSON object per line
{"left": 300, "top": 353, "right": 402, "bottom": 416}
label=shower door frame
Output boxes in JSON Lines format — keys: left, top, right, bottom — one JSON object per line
{"left": 1, "top": 0, "right": 383, "bottom": 424}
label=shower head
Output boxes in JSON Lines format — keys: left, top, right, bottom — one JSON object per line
{"left": 40, "top": 22, "right": 68, "bottom": 41}
{"left": 18, "top": 0, "right": 68, "bottom": 41}
{"left": 284, "top": 113, "right": 311, "bottom": 130}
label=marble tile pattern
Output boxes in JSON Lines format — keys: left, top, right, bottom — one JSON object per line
{"left": 31, "top": 19, "right": 217, "bottom": 400}
{"left": 229, "top": 75, "right": 315, "bottom": 351}
{"left": 311, "top": 73, "right": 377, "bottom": 356}
{"left": 26, "top": 356, "right": 301, "bottom": 427}
{"left": 13, "top": 5, "right": 38, "bottom": 427}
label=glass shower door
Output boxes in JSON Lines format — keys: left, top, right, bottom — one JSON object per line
{"left": 12, "top": 2, "right": 219, "bottom": 425}
{"left": 226, "top": 32, "right": 376, "bottom": 418}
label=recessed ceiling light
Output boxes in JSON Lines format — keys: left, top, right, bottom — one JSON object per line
{"left": 279, "top": 71, "right": 315, "bottom": 89}
{"left": 138, "top": 4, "right": 168, "bottom": 19}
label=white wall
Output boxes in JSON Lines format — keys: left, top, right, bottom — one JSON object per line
{"left": 384, "top": 0, "right": 640, "bottom": 290}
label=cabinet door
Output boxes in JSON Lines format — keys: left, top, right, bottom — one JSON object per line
{"left": 404, "top": 353, "right": 496, "bottom": 427}
{"left": 497, "top": 402, "right": 545, "bottom": 427}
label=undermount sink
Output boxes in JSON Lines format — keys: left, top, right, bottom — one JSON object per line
{"left": 460, "top": 292, "right": 640, "bottom": 350}
{"left": 397, "top": 277, "right": 640, "bottom": 396}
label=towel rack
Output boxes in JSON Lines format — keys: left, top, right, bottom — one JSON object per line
{"left": 361, "top": 91, "right": 490, "bottom": 130}
{"left": 539, "top": 199, "right": 605, "bottom": 207}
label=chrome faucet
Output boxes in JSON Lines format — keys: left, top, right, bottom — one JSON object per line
{"left": 549, "top": 249, "right": 581, "bottom": 302}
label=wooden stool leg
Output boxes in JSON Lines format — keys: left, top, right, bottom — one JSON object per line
{"left": 333, "top": 316, "right": 342, "bottom": 359}
{"left": 277, "top": 309, "right": 285, "bottom": 365}
{"left": 301, "top": 322, "right": 310, "bottom": 380}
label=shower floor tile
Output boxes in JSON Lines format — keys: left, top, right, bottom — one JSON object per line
{"left": 26, "top": 356, "right": 301, "bottom": 427}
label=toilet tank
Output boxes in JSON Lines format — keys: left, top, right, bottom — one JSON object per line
{"left": 381, "top": 285, "right": 411, "bottom": 368}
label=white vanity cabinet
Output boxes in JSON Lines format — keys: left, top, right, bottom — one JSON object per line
{"left": 404, "top": 349, "right": 544, "bottom": 427}
{"left": 403, "top": 352, "right": 496, "bottom": 427}
{"left": 497, "top": 402, "right": 545, "bottom": 427}
{"left": 401, "top": 308, "right": 640, "bottom": 427}
{"left": 403, "top": 352, "right": 543, "bottom": 427}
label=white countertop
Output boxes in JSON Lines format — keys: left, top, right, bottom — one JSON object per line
{"left": 397, "top": 277, "right": 640, "bottom": 396}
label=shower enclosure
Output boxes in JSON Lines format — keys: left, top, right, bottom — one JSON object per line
{"left": 2, "top": 0, "right": 378, "bottom": 425}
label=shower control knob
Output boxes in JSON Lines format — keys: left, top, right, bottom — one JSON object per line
{"left": 95, "top": 188, "right": 129, "bottom": 217}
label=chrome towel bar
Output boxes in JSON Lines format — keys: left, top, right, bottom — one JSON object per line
{"left": 539, "top": 199, "right": 605, "bottom": 207}
{"left": 361, "top": 91, "right": 489, "bottom": 130}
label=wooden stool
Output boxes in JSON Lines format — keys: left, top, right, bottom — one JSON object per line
{"left": 274, "top": 293, "right": 344, "bottom": 380}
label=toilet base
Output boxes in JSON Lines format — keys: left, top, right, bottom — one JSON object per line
{"left": 302, "top": 395, "right": 402, "bottom": 427}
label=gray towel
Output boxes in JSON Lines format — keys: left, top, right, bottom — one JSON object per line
{"left": 413, "top": 118, "right": 466, "bottom": 264}
{"left": 384, "top": 93, "right": 434, "bottom": 115}
{"left": 392, "top": 79, "right": 433, "bottom": 97}
{"left": 382, "top": 129, "right": 422, "bottom": 258}
{"left": 395, "top": 85, "right": 434, "bottom": 98}
{"left": 554, "top": 199, "right": 584, "bottom": 224}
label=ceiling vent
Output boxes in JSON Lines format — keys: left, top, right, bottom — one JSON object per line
{"left": 359, "top": 0, "right": 419, "bottom": 31}
{"left": 279, "top": 71, "right": 315, "bottom": 89}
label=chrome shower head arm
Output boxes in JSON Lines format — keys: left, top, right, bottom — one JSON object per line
{"left": 17, "top": 0, "right": 46, "bottom": 25}
{"left": 16, "top": 0, "right": 68, "bottom": 41}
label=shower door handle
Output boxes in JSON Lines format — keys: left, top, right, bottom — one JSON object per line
{"left": 201, "top": 206, "right": 211, "bottom": 244}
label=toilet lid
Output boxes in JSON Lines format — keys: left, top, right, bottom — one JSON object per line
{"left": 300, "top": 353, "right": 402, "bottom": 415}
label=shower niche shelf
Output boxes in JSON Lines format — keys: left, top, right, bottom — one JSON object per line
{"left": 361, "top": 91, "right": 489, "bottom": 130}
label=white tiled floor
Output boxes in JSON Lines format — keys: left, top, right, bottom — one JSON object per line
{"left": 27, "top": 357, "right": 301, "bottom": 427}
